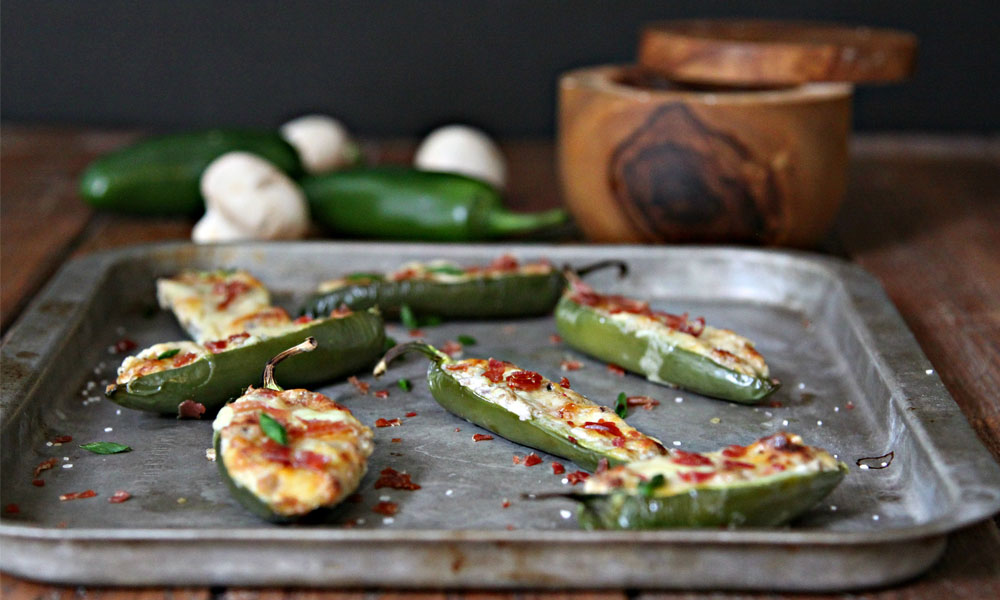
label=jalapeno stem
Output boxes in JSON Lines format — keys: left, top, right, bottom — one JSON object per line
{"left": 484, "top": 207, "right": 568, "bottom": 238}
{"left": 262, "top": 337, "right": 318, "bottom": 391}
{"left": 568, "top": 260, "right": 629, "bottom": 279}
{"left": 373, "top": 341, "right": 449, "bottom": 378}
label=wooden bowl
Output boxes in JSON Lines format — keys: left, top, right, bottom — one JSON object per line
{"left": 557, "top": 65, "right": 853, "bottom": 246}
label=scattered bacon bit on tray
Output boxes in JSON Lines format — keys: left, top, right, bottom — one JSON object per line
{"left": 558, "top": 377, "right": 571, "bottom": 388}
{"left": 405, "top": 411, "right": 417, "bottom": 418}
{"left": 441, "top": 340, "right": 463, "bottom": 357}
{"left": 113, "top": 338, "right": 138, "bottom": 353}
{"left": 549, "top": 334, "right": 562, "bottom": 344}
{"left": 108, "top": 490, "right": 131, "bottom": 504}
{"left": 51, "top": 435, "right": 72, "bottom": 444}
{"left": 523, "top": 453, "right": 542, "bottom": 467}
{"left": 341, "top": 518, "right": 358, "bottom": 529}
{"left": 374, "top": 390, "right": 390, "bottom": 399}
{"left": 372, "top": 501, "right": 398, "bottom": 516}
{"left": 505, "top": 524, "right": 515, "bottom": 530}
{"left": 348, "top": 376, "right": 370, "bottom": 395}
{"left": 566, "top": 471, "right": 590, "bottom": 485}
{"left": 472, "top": 433, "right": 494, "bottom": 442}
{"left": 502, "top": 499, "right": 511, "bottom": 508}
{"left": 552, "top": 462, "right": 566, "bottom": 475}
{"left": 375, "top": 418, "right": 402, "bottom": 428}
{"left": 391, "top": 438, "right": 402, "bottom": 443}
{"left": 606, "top": 363, "right": 626, "bottom": 376}
{"left": 408, "top": 329, "right": 424, "bottom": 338}
{"left": 846, "top": 401, "right": 855, "bottom": 410}
{"left": 4, "top": 503, "right": 20, "bottom": 514}
{"left": 768, "top": 400, "right": 784, "bottom": 408}
{"left": 626, "top": 395, "right": 660, "bottom": 410}
{"left": 177, "top": 400, "right": 206, "bottom": 419}
{"left": 33, "top": 458, "right": 58, "bottom": 478}
{"left": 560, "top": 360, "right": 582, "bottom": 371}
{"left": 59, "top": 490, "right": 97, "bottom": 501}
{"left": 374, "top": 467, "right": 421, "bottom": 490}
{"left": 512, "top": 455, "right": 522, "bottom": 465}
{"left": 31, "top": 479, "right": 45, "bottom": 487}
{"left": 454, "top": 427, "right": 461, "bottom": 432}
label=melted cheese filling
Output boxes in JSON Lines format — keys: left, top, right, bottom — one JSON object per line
{"left": 446, "top": 358, "right": 665, "bottom": 463}
{"left": 593, "top": 306, "right": 768, "bottom": 378}
{"left": 583, "top": 432, "right": 841, "bottom": 497}
{"left": 214, "top": 388, "right": 374, "bottom": 517}
{"left": 318, "top": 259, "right": 553, "bottom": 291}
{"left": 116, "top": 341, "right": 207, "bottom": 383}
{"left": 157, "top": 270, "right": 273, "bottom": 343}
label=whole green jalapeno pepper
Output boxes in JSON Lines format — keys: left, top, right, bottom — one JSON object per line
{"left": 79, "top": 130, "right": 303, "bottom": 215}
{"left": 299, "top": 255, "right": 626, "bottom": 320}
{"left": 301, "top": 167, "right": 568, "bottom": 241}
{"left": 555, "top": 275, "right": 779, "bottom": 404}
{"left": 536, "top": 432, "right": 847, "bottom": 529}
{"left": 106, "top": 308, "right": 385, "bottom": 415}
{"left": 374, "top": 341, "right": 667, "bottom": 471}
{"left": 213, "top": 337, "right": 374, "bottom": 522}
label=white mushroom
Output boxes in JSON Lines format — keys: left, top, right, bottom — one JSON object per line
{"left": 280, "top": 114, "right": 359, "bottom": 174}
{"left": 413, "top": 125, "right": 507, "bottom": 190}
{"left": 191, "top": 209, "right": 249, "bottom": 243}
{"left": 198, "top": 152, "right": 310, "bottom": 241}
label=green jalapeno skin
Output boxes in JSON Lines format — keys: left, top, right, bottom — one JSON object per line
{"left": 554, "top": 296, "right": 777, "bottom": 404}
{"left": 375, "top": 342, "right": 658, "bottom": 471}
{"left": 106, "top": 309, "right": 384, "bottom": 414}
{"left": 570, "top": 464, "right": 848, "bottom": 529}
{"left": 299, "top": 260, "right": 627, "bottom": 320}
{"left": 300, "top": 271, "right": 564, "bottom": 319}
{"left": 79, "top": 130, "right": 303, "bottom": 215}
{"left": 301, "top": 167, "right": 568, "bottom": 241}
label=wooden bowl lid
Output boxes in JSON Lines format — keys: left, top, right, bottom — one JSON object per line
{"left": 639, "top": 20, "right": 917, "bottom": 87}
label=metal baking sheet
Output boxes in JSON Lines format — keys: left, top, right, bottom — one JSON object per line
{"left": 2, "top": 242, "right": 999, "bottom": 591}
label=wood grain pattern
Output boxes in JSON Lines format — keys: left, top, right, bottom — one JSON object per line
{"left": 638, "top": 20, "right": 917, "bottom": 87}
{"left": 558, "top": 65, "right": 852, "bottom": 246}
{"left": 0, "top": 129, "right": 997, "bottom": 597}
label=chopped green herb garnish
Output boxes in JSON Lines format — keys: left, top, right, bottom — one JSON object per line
{"left": 259, "top": 412, "right": 288, "bottom": 446}
{"left": 397, "top": 378, "right": 412, "bottom": 392}
{"left": 157, "top": 348, "right": 181, "bottom": 360}
{"left": 80, "top": 441, "right": 132, "bottom": 455}
{"left": 457, "top": 335, "right": 477, "bottom": 346}
{"left": 638, "top": 474, "right": 665, "bottom": 498}
{"left": 400, "top": 304, "right": 419, "bottom": 330}
{"left": 383, "top": 336, "right": 398, "bottom": 353}
{"left": 615, "top": 392, "right": 628, "bottom": 419}
{"left": 427, "top": 264, "right": 465, "bottom": 276}
{"left": 346, "top": 272, "right": 384, "bottom": 281}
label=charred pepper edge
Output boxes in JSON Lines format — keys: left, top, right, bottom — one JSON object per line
{"left": 299, "top": 259, "right": 629, "bottom": 320}
{"left": 374, "top": 341, "right": 658, "bottom": 472}
{"left": 106, "top": 309, "right": 385, "bottom": 414}
{"left": 554, "top": 296, "right": 778, "bottom": 404}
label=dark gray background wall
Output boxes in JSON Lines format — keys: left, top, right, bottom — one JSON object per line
{"left": 3, "top": 1, "right": 997, "bottom": 136}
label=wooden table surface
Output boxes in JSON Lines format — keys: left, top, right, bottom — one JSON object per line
{"left": 2, "top": 127, "right": 998, "bottom": 598}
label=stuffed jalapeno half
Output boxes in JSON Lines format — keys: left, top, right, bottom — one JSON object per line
{"left": 106, "top": 307, "right": 384, "bottom": 415}
{"left": 555, "top": 276, "right": 778, "bottom": 404}
{"left": 213, "top": 338, "right": 374, "bottom": 522}
{"left": 565, "top": 432, "right": 847, "bottom": 529}
{"left": 299, "top": 255, "right": 626, "bottom": 320}
{"left": 157, "top": 269, "right": 277, "bottom": 343}
{"left": 374, "top": 341, "right": 666, "bottom": 471}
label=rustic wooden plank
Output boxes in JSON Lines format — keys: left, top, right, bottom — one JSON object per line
{"left": 0, "top": 127, "right": 141, "bottom": 332}
{"left": 0, "top": 571, "right": 210, "bottom": 600}
{"left": 836, "top": 144, "right": 1000, "bottom": 461}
